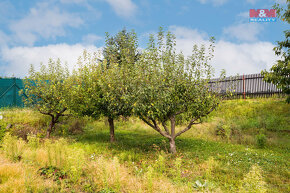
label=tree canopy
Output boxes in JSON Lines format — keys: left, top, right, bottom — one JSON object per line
{"left": 22, "top": 59, "right": 70, "bottom": 138}
{"left": 131, "top": 28, "right": 224, "bottom": 153}
{"left": 262, "top": 1, "right": 290, "bottom": 103}
{"left": 67, "top": 29, "right": 138, "bottom": 142}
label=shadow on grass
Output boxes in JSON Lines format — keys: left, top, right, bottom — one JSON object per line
{"left": 75, "top": 127, "right": 232, "bottom": 159}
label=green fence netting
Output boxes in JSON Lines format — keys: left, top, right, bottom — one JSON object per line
{"left": 0, "top": 78, "right": 25, "bottom": 108}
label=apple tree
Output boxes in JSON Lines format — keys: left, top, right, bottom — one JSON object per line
{"left": 22, "top": 59, "right": 70, "bottom": 138}
{"left": 132, "top": 28, "right": 224, "bottom": 153}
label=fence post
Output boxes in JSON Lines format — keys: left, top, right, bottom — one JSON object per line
{"left": 13, "top": 77, "right": 17, "bottom": 106}
{"left": 243, "top": 74, "right": 246, "bottom": 99}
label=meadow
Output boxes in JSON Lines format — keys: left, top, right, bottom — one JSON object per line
{"left": 0, "top": 98, "right": 289, "bottom": 193}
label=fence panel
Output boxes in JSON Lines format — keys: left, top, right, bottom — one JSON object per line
{"left": 0, "top": 78, "right": 25, "bottom": 108}
{"left": 211, "top": 73, "right": 283, "bottom": 98}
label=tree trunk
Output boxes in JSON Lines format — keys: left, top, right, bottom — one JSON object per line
{"left": 108, "top": 117, "right": 115, "bottom": 142}
{"left": 169, "top": 138, "right": 177, "bottom": 154}
{"left": 46, "top": 119, "right": 55, "bottom": 138}
{"left": 169, "top": 116, "right": 177, "bottom": 153}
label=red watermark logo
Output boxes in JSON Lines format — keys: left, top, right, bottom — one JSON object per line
{"left": 249, "top": 9, "right": 277, "bottom": 22}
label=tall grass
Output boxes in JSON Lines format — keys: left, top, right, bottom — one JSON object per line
{"left": 0, "top": 155, "right": 57, "bottom": 192}
{"left": 0, "top": 98, "right": 288, "bottom": 192}
{"left": 0, "top": 133, "right": 196, "bottom": 192}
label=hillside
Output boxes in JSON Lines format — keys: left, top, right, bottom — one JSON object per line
{"left": 0, "top": 98, "right": 289, "bottom": 192}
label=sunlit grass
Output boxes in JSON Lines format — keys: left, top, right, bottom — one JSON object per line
{"left": 0, "top": 97, "right": 289, "bottom": 192}
{"left": 0, "top": 155, "right": 57, "bottom": 192}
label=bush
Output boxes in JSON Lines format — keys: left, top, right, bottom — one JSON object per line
{"left": 10, "top": 124, "right": 40, "bottom": 140}
{"left": 256, "top": 133, "right": 267, "bottom": 148}
{"left": 68, "top": 119, "right": 85, "bottom": 135}
{"left": 215, "top": 122, "right": 231, "bottom": 140}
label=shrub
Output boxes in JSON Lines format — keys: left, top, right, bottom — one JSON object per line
{"left": 215, "top": 122, "right": 231, "bottom": 140}
{"left": 38, "top": 166, "right": 67, "bottom": 182}
{"left": 10, "top": 124, "right": 39, "bottom": 140}
{"left": 55, "top": 118, "right": 86, "bottom": 136}
{"left": 256, "top": 133, "right": 267, "bottom": 148}
{"left": 68, "top": 119, "right": 85, "bottom": 135}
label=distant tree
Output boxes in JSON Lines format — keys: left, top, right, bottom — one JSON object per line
{"left": 22, "top": 59, "right": 70, "bottom": 138}
{"left": 131, "top": 28, "right": 225, "bottom": 153}
{"left": 67, "top": 29, "right": 138, "bottom": 142}
{"left": 65, "top": 51, "right": 103, "bottom": 121}
{"left": 262, "top": 1, "right": 290, "bottom": 103}
{"left": 103, "top": 28, "right": 140, "bottom": 69}
{"left": 100, "top": 29, "right": 139, "bottom": 142}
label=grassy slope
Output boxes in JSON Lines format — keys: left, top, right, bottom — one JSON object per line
{"left": 0, "top": 98, "right": 289, "bottom": 192}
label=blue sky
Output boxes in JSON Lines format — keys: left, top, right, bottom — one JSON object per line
{"left": 0, "top": 0, "right": 288, "bottom": 77}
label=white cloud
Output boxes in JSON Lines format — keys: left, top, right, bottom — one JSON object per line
{"left": 0, "top": 26, "right": 278, "bottom": 78}
{"left": 169, "top": 25, "right": 209, "bottom": 56}
{"left": 223, "top": 23, "right": 264, "bottom": 42}
{"left": 105, "top": 0, "right": 137, "bottom": 18}
{"left": 0, "top": 44, "right": 100, "bottom": 77}
{"left": 197, "top": 0, "right": 228, "bottom": 6}
{"left": 82, "top": 34, "right": 102, "bottom": 45}
{"left": 169, "top": 26, "right": 277, "bottom": 77}
{"left": 169, "top": 26, "right": 208, "bottom": 42}
{"left": 213, "top": 41, "right": 277, "bottom": 76}
{"left": 9, "top": 2, "right": 83, "bottom": 46}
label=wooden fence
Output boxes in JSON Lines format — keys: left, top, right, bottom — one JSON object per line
{"left": 210, "top": 73, "right": 283, "bottom": 98}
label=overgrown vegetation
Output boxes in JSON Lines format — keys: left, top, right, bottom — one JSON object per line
{"left": 1, "top": 27, "right": 289, "bottom": 192}
{"left": 35, "top": 28, "right": 227, "bottom": 153}
{"left": 21, "top": 60, "right": 70, "bottom": 138}
{"left": 0, "top": 98, "right": 289, "bottom": 192}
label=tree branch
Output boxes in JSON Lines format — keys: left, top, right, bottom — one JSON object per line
{"left": 161, "top": 121, "right": 170, "bottom": 135}
{"left": 151, "top": 119, "right": 172, "bottom": 139}
{"left": 140, "top": 116, "right": 171, "bottom": 139}
{"left": 175, "top": 104, "right": 218, "bottom": 138}
{"left": 140, "top": 117, "right": 155, "bottom": 128}
{"left": 37, "top": 108, "right": 53, "bottom": 117}
{"left": 175, "top": 110, "right": 184, "bottom": 116}
{"left": 55, "top": 107, "right": 68, "bottom": 122}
